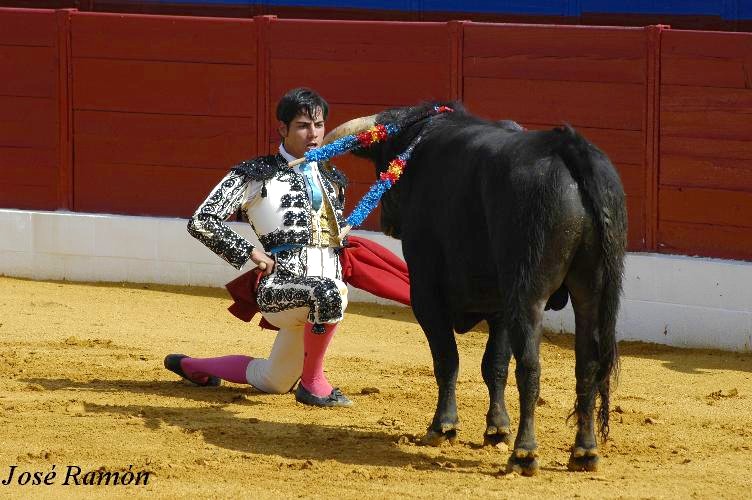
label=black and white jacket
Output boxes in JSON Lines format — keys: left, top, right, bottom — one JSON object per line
{"left": 187, "top": 151, "right": 348, "bottom": 270}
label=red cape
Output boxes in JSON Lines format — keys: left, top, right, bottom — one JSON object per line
{"left": 225, "top": 235, "right": 410, "bottom": 330}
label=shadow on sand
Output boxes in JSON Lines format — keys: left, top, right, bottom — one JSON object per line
{"left": 19, "top": 376, "right": 487, "bottom": 470}
{"left": 21, "top": 377, "right": 263, "bottom": 405}
{"left": 80, "top": 401, "right": 488, "bottom": 470}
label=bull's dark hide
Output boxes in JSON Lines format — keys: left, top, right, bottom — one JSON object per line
{"left": 352, "top": 102, "right": 628, "bottom": 475}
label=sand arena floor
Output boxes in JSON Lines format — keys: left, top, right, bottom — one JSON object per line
{"left": 0, "top": 275, "right": 750, "bottom": 499}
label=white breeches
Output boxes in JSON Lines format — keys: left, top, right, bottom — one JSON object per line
{"left": 245, "top": 247, "right": 348, "bottom": 393}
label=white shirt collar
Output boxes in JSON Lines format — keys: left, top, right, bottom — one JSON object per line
{"left": 278, "top": 143, "right": 296, "bottom": 163}
{"left": 279, "top": 143, "right": 317, "bottom": 169}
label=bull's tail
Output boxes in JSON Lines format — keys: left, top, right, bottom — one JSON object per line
{"left": 554, "top": 125, "right": 627, "bottom": 441}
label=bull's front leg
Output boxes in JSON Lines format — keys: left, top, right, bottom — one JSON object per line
{"left": 422, "top": 325, "right": 460, "bottom": 446}
{"left": 406, "top": 256, "right": 459, "bottom": 446}
{"left": 482, "top": 317, "right": 512, "bottom": 447}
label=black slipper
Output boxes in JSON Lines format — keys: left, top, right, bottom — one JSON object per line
{"left": 295, "top": 384, "right": 353, "bottom": 407}
{"left": 164, "top": 354, "right": 221, "bottom": 387}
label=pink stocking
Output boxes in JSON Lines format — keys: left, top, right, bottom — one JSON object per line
{"left": 181, "top": 355, "right": 253, "bottom": 384}
{"left": 300, "top": 322, "right": 337, "bottom": 397}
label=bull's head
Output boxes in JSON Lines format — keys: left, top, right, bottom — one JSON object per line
{"left": 323, "top": 114, "right": 405, "bottom": 238}
{"left": 323, "top": 102, "right": 458, "bottom": 239}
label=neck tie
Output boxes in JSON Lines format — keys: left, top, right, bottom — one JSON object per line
{"left": 299, "top": 162, "right": 323, "bottom": 211}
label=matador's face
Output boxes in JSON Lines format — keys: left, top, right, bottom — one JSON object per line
{"left": 278, "top": 108, "right": 325, "bottom": 159}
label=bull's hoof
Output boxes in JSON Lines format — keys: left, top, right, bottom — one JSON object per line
{"left": 567, "top": 447, "right": 600, "bottom": 472}
{"left": 506, "top": 448, "right": 539, "bottom": 476}
{"left": 483, "top": 426, "right": 512, "bottom": 448}
{"left": 421, "top": 425, "right": 458, "bottom": 447}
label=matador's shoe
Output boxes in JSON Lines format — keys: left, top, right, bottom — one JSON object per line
{"left": 295, "top": 384, "right": 353, "bottom": 407}
{"left": 164, "top": 354, "right": 221, "bottom": 387}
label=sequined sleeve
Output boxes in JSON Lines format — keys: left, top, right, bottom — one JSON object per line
{"left": 187, "top": 170, "right": 255, "bottom": 270}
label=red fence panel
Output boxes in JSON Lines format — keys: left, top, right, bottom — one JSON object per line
{"left": 3, "top": 7, "right": 752, "bottom": 262}
{"left": 265, "top": 18, "right": 455, "bottom": 231}
{"left": 0, "top": 8, "right": 61, "bottom": 211}
{"left": 70, "top": 12, "right": 258, "bottom": 217}
{"left": 463, "top": 23, "right": 652, "bottom": 251}
{"left": 659, "top": 29, "right": 752, "bottom": 260}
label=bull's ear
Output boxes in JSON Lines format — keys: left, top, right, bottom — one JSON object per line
{"left": 323, "top": 115, "right": 378, "bottom": 145}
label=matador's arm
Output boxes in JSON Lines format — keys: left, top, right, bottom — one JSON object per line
{"left": 187, "top": 169, "right": 258, "bottom": 270}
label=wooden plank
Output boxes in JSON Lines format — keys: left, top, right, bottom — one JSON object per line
{"left": 0, "top": 182, "right": 57, "bottom": 210}
{"left": 661, "top": 155, "right": 752, "bottom": 192}
{"left": 662, "top": 55, "right": 752, "bottom": 89}
{"left": 326, "top": 104, "right": 393, "bottom": 130}
{"left": 659, "top": 187, "right": 752, "bottom": 229}
{"left": 464, "top": 53, "right": 645, "bottom": 84}
{"left": 269, "top": 21, "right": 449, "bottom": 63}
{"left": 662, "top": 30, "right": 752, "bottom": 60}
{"left": 464, "top": 24, "right": 646, "bottom": 61}
{"left": 0, "top": 9, "right": 56, "bottom": 47}
{"left": 662, "top": 30, "right": 752, "bottom": 88}
{"left": 661, "top": 85, "right": 752, "bottom": 141}
{"left": 0, "top": 46, "right": 57, "bottom": 98}
{"left": 0, "top": 147, "right": 56, "bottom": 173}
{"left": 269, "top": 19, "right": 448, "bottom": 62}
{"left": 71, "top": 12, "right": 257, "bottom": 64}
{"left": 74, "top": 162, "right": 230, "bottom": 217}
{"left": 0, "top": 165, "right": 57, "bottom": 189}
{"left": 0, "top": 147, "right": 58, "bottom": 211}
{"left": 0, "top": 96, "right": 58, "bottom": 149}
{"left": 74, "top": 111, "right": 256, "bottom": 169}
{"left": 661, "top": 135, "right": 752, "bottom": 161}
{"left": 464, "top": 77, "right": 645, "bottom": 130}
{"left": 73, "top": 58, "right": 257, "bottom": 116}
{"left": 658, "top": 221, "right": 752, "bottom": 261}
{"left": 270, "top": 58, "right": 451, "bottom": 108}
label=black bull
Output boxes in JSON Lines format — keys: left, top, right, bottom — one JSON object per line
{"left": 331, "top": 102, "right": 627, "bottom": 475}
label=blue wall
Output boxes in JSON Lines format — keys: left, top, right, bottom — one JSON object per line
{"left": 136, "top": 0, "right": 752, "bottom": 20}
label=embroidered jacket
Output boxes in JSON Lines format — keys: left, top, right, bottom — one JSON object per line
{"left": 187, "top": 153, "right": 348, "bottom": 270}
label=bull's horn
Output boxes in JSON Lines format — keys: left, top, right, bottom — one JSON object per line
{"left": 323, "top": 115, "right": 377, "bottom": 145}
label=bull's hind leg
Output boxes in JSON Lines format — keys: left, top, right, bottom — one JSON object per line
{"left": 482, "top": 317, "right": 512, "bottom": 447}
{"left": 506, "top": 303, "right": 545, "bottom": 476}
{"left": 566, "top": 288, "right": 602, "bottom": 472}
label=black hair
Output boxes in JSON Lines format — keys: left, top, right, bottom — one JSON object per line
{"left": 276, "top": 87, "right": 329, "bottom": 127}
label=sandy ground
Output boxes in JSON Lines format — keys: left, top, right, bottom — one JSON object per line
{"left": 0, "top": 275, "right": 750, "bottom": 499}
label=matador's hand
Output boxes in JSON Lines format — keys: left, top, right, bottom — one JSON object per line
{"left": 250, "top": 248, "right": 275, "bottom": 276}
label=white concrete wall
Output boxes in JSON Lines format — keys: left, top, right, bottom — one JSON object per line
{"left": 1, "top": 209, "right": 750, "bottom": 351}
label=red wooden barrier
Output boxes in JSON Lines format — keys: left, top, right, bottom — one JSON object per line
{"left": 2, "top": 7, "right": 752, "bottom": 262}
{"left": 659, "top": 30, "right": 752, "bottom": 260}
{"left": 0, "top": 8, "right": 62, "bottom": 210}
{"left": 70, "top": 12, "right": 257, "bottom": 216}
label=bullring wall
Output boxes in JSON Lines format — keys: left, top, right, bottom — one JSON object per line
{"left": 2, "top": 9, "right": 750, "bottom": 261}
{"left": 2, "top": 209, "right": 750, "bottom": 352}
